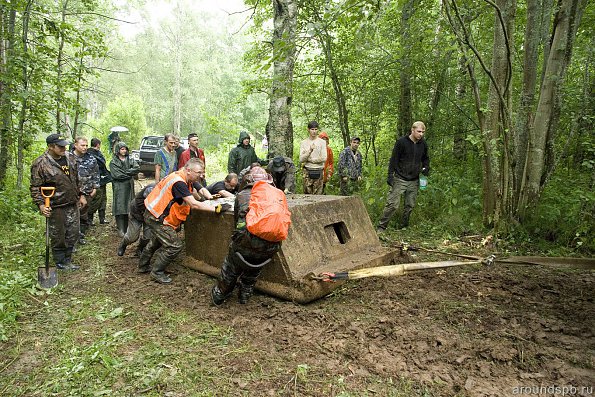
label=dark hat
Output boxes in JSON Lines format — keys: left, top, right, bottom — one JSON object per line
{"left": 46, "top": 134, "right": 70, "bottom": 146}
{"left": 351, "top": 136, "right": 361, "bottom": 142}
{"left": 188, "top": 133, "right": 198, "bottom": 139}
{"left": 272, "top": 156, "right": 286, "bottom": 172}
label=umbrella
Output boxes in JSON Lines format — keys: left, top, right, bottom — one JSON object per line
{"left": 110, "top": 126, "right": 129, "bottom": 133}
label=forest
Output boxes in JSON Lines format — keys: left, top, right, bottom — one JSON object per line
{"left": 0, "top": 0, "right": 593, "bottom": 395}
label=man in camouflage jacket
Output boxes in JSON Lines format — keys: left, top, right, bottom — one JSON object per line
{"left": 30, "top": 134, "right": 86, "bottom": 270}
{"left": 72, "top": 137, "right": 100, "bottom": 243}
{"left": 337, "top": 137, "right": 363, "bottom": 196}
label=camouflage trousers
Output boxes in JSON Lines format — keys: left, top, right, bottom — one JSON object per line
{"left": 217, "top": 229, "right": 279, "bottom": 294}
{"left": 49, "top": 204, "right": 80, "bottom": 264}
{"left": 302, "top": 168, "right": 324, "bottom": 195}
{"left": 139, "top": 212, "right": 183, "bottom": 274}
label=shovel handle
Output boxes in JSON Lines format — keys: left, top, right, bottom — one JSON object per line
{"left": 41, "top": 187, "right": 56, "bottom": 208}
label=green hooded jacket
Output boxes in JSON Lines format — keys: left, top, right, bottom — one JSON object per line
{"left": 109, "top": 142, "right": 139, "bottom": 216}
{"left": 227, "top": 131, "right": 259, "bottom": 174}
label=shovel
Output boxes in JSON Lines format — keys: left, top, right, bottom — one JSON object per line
{"left": 38, "top": 187, "right": 57, "bottom": 289}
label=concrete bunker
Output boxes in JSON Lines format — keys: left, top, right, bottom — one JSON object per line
{"left": 183, "top": 194, "right": 406, "bottom": 303}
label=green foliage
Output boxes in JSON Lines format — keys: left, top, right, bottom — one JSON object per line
{"left": 85, "top": 94, "right": 149, "bottom": 149}
{"left": 0, "top": 184, "right": 46, "bottom": 342}
{"left": 512, "top": 170, "right": 595, "bottom": 254}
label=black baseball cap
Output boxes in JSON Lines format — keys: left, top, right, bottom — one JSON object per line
{"left": 46, "top": 134, "right": 70, "bottom": 146}
{"left": 188, "top": 133, "right": 198, "bottom": 139}
{"left": 351, "top": 136, "right": 361, "bottom": 142}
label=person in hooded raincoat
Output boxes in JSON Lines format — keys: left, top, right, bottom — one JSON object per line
{"left": 227, "top": 131, "right": 259, "bottom": 175}
{"left": 109, "top": 142, "right": 139, "bottom": 236}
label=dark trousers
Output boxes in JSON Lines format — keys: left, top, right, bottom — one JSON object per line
{"left": 88, "top": 185, "right": 107, "bottom": 222}
{"left": 79, "top": 195, "right": 92, "bottom": 235}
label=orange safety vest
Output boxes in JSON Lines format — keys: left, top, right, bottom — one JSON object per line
{"left": 145, "top": 171, "right": 192, "bottom": 229}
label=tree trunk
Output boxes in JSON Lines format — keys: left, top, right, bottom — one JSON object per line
{"left": 397, "top": 0, "right": 415, "bottom": 138}
{"left": 71, "top": 46, "right": 85, "bottom": 139}
{"left": 56, "top": 0, "right": 69, "bottom": 135}
{"left": 484, "top": 0, "right": 515, "bottom": 229}
{"left": 513, "top": 0, "right": 540, "bottom": 209}
{"left": 16, "top": 0, "right": 33, "bottom": 189}
{"left": 173, "top": 32, "right": 182, "bottom": 136}
{"left": 517, "top": 0, "right": 586, "bottom": 219}
{"left": 266, "top": 0, "right": 297, "bottom": 158}
{"left": 0, "top": 7, "right": 16, "bottom": 188}
{"left": 320, "top": 33, "right": 349, "bottom": 147}
{"left": 453, "top": 54, "right": 467, "bottom": 160}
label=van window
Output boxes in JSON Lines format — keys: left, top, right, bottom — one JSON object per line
{"left": 144, "top": 137, "right": 163, "bottom": 147}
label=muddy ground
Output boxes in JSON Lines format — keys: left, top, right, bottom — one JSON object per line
{"left": 3, "top": 221, "right": 594, "bottom": 397}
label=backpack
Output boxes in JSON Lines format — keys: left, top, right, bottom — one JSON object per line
{"left": 246, "top": 181, "right": 292, "bottom": 242}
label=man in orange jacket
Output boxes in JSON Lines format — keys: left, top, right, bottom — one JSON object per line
{"left": 318, "top": 131, "right": 334, "bottom": 194}
{"left": 139, "top": 158, "right": 231, "bottom": 284}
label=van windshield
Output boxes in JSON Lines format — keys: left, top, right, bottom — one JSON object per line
{"left": 143, "top": 137, "right": 163, "bottom": 147}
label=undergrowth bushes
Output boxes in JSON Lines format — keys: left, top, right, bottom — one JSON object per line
{"left": 0, "top": 184, "right": 45, "bottom": 342}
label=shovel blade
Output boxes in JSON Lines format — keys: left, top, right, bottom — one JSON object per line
{"left": 38, "top": 266, "right": 58, "bottom": 289}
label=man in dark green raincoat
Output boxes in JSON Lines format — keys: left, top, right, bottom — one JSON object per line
{"left": 227, "top": 131, "right": 260, "bottom": 175}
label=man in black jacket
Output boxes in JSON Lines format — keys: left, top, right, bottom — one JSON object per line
{"left": 87, "top": 138, "right": 112, "bottom": 225}
{"left": 377, "top": 121, "right": 430, "bottom": 231}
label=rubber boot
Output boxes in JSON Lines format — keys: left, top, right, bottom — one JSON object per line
{"left": 117, "top": 241, "right": 127, "bottom": 256}
{"left": 63, "top": 247, "right": 80, "bottom": 270}
{"left": 115, "top": 215, "right": 128, "bottom": 237}
{"left": 138, "top": 239, "right": 157, "bottom": 273}
{"left": 99, "top": 209, "right": 108, "bottom": 224}
{"left": 400, "top": 212, "right": 411, "bottom": 229}
{"left": 211, "top": 285, "right": 227, "bottom": 306}
{"left": 134, "top": 238, "right": 149, "bottom": 257}
{"left": 150, "top": 258, "right": 172, "bottom": 284}
{"left": 238, "top": 283, "right": 254, "bottom": 304}
{"left": 53, "top": 248, "right": 67, "bottom": 270}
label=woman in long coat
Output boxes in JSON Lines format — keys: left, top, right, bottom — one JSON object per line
{"left": 109, "top": 142, "right": 139, "bottom": 236}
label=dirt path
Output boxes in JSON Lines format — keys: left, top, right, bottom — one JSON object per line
{"left": 2, "top": 221, "right": 594, "bottom": 396}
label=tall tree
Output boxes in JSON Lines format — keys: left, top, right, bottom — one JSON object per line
{"left": 516, "top": 0, "right": 587, "bottom": 219}
{"left": 266, "top": 0, "right": 297, "bottom": 158}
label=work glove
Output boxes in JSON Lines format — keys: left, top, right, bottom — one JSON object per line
{"left": 387, "top": 175, "right": 394, "bottom": 187}
{"left": 421, "top": 167, "right": 430, "bottom": 177}
{"left": 215, "top": 203, "right": 232, "bottom": 214}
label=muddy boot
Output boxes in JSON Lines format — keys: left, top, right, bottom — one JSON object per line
{"left": 211, "top": 285, "right": 227, "bottom": 306}
{"left": 134, "top": 238, "right": 149, "bottom": 257}
{"left": 117, "top": 241, "right": 127, "bottom": 256}
{"left": 150, "top": 271, "right": 171, "bottom": 284}
{"left": 150, "top": 258, "right": 171, "bottom": 284}
{"left": 238, "top": 283, "right": 254, "bottom": 304}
